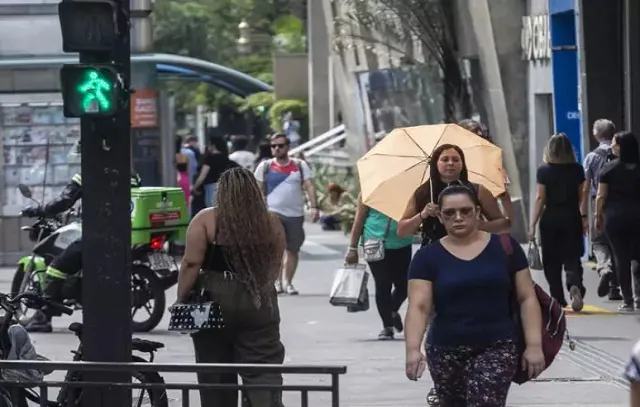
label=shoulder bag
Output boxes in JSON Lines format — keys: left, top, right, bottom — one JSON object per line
{"left": 363, "top": 218, "right": 392, "bottom": 262}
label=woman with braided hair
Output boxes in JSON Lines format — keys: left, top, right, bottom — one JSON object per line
{"left": 177, "top": 166, "right": 286, "bottom": 407}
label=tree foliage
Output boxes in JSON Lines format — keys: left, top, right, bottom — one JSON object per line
{"left": 153, "top": 0, "right": 308, "bottom": 114}
{"left": 336, "top": 0, "right": 471, "bottom": 121}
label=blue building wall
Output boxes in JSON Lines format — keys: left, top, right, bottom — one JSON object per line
{"left": 549, "top": 1, "right": 584, "bottom": 162}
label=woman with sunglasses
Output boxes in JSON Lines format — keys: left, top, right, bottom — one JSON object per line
{"left": 396, "top": 143, "right": 509, "bottom": 406}
{"left": 405, "top": 185, "right": 544, "bottom": 406}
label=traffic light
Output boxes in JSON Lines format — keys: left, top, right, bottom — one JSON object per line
{"left": 60, "top": 64, "right": 122, "bottom": 118}
{"left": 58, "top": 0, "right": 119, "bottom": 52}
{"left": 58, "top": 0, "right": 125, "bottom": 118}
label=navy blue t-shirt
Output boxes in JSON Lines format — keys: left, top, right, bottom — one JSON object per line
{"left": 408, "top": 233, "right": 528, "bottom": 346}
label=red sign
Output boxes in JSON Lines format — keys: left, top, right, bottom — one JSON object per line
{"left": 149, "top": 211, "right": 181, "bottom": 227}
{"left": 131, "top": 89, "right": 158, "bottom": 128}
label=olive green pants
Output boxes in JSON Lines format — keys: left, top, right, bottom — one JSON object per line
{"left": 192, "top": 272, "right": 285, "bottom": 407}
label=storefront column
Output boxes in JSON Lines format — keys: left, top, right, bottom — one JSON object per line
{"left": 550, "top": 7, "right": 584, "bottom": 161}
{"left": 578, "top": 0, "right": 624, "bottom": 149}
{"left": 623, "top": 0, "right": 640, "bottom": 134}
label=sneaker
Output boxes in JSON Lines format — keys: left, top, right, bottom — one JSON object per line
{"left": 24, "top": 311, "right": 52, "bottom": 333}
{"left": 569, "top": 286, "right": 584, "bottom": 312}
{"left": 377, "top": 327, "right": 394, "bottom": 340}
{"left": 274, "top": 280, "right": 284, "bottom": 295}
{"left": 391, "top": 312, "right": 404, "bottom": 333}
{"left": 608, "top": 289, "right": 623, "bottom": 301}
{"left": 619, "top": 303, "right": 634, "bottom": 312}
{"left": 285, "top": 284, "right": 299, "bottom": 295}
{"left": 597, "top": 272, "right": 613, "bottom": 298}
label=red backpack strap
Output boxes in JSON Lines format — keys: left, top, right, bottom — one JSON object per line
{"left": 499, "top": 233, "right": 517, "bottom": 284}
{"left": 499, "top": 233, "right": 514, "bottom": 256}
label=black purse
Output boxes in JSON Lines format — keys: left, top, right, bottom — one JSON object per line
{"left": 168, "top": 274, "right": 225, "bottom": 333}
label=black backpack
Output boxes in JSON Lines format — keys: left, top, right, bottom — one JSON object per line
{"left": 593, "top": 147, "right": 616, "bottom": 185}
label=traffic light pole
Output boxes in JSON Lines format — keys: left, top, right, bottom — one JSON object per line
{"left": 79, "top": 0, "right": 132, "bottom": 405}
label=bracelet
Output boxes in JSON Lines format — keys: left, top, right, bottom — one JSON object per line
{"left": 348, "top": 247, "right": 358, "bottom": 251}
{"left": 581, "top": 214, "right": 587, "bottom": 218}
{"left": 419, "top": 212, "right": 426, "bottom": 220}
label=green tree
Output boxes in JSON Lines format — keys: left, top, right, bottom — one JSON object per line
{"left": 153, "top": 0, "right": 309, "bottom": 114}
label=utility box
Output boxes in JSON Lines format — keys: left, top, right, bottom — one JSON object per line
{"left": 131, "top": 187, "right": 188, "bottom": 245}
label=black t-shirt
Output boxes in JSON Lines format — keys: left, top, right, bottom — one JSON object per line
{"left": 536, "top": 163, "right": 584, "bottom": 210}
{"left": 203, "top": 152, "right": 237, "bottom": 184}
{"left": 599, "top": 160, "right": 640, "bottom": 208}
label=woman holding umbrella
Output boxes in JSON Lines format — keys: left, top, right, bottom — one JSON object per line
{"left": 396, "top": 143, "right": 509, "bottom": 243}
{"left": 395, "top": 143, "right": 509, "bottom": 407}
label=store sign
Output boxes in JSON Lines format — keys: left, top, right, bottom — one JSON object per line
{"left": 130, "top": 89, "right": 158, "bottom": 128}
{"left": 521, "top": 15, "right": 551, "bottom": 62}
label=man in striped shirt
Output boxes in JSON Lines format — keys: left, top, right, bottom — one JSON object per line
{"left": 582, "top": 119, "right": 622, "bottom": 301}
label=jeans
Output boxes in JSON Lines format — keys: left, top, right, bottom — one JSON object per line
{"left": 204, "top": 182, "right": 218, "bottom": 207}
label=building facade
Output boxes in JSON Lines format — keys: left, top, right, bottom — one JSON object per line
{"left": 524, "top": 0, "right": 554, "bottom": 219}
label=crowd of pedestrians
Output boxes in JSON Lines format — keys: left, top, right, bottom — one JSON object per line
{"left": 174, "top": 118, "right": 640, "bottom": 406}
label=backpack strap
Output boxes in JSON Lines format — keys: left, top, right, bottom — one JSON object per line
{"left": 293, "top": 158, "right": 305, "bottom": 191}
{"left": 499, "top": 233, "right": 517, "bottom": 280}
{"left": 499, "top": 233, "right": 513, "bottom": 255}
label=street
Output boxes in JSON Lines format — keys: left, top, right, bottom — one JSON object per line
{"left": 0, "top": 223, "right": 634, "bottom": 406}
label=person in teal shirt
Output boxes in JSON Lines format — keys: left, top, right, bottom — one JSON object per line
{"left": 345, "top": 194, "right": 414, "bottom": 340}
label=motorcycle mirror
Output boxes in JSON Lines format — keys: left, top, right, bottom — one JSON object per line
{"left": 17, "top": 184, "right": 33, "bottom": 199}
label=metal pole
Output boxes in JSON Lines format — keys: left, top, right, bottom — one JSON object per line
{"left": 81, "top": 0, "right": 132, "bottom": 404}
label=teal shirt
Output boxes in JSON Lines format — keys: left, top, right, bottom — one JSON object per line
{"left": 362, "top": 208, "right": 414, "bottom": 249}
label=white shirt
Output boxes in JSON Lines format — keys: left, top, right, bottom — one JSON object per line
{"left": 229, "top": 150, "right": 256, "bottom": 170}
{"left": 254, "top": 158, "right": 313, "bottom": 217}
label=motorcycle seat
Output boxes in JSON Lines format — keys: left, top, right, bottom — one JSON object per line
{"left": 132, "top": 338, "right": 165, "bottom": 353}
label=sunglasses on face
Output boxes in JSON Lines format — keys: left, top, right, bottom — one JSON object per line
{"left": 271, "top": 143, "right": 287, "bottom": 149}
{"left": 440, "top": 206, "right": 475, "bottom": 220}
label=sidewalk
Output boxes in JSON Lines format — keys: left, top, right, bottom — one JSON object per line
{"left": 0, "top": 225, "right": 633, "bottom": 406}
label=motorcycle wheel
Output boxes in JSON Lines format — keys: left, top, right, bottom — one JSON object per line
{"left": 131, "top": 265, "right": 165, "bottom": 333}
{"left": 12, "top": 267, "right": 44, "bottom": 325}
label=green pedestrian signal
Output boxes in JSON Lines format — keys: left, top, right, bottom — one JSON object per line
{"left": 79, "top": 70, "right": 113, "bottom": 112}
{"left": 60, "top": 64, "right": 122, "bottom": 118}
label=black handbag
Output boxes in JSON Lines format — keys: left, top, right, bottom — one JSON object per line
{"left": 168, "top": 275, "right": 225, "bottom": 333}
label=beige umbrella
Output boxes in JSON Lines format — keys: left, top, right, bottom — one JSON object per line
{"left": 357, "top": 123, "right": 506, "bottom": 221}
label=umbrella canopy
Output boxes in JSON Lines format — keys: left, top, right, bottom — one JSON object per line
{"left": 357, "top": 123, "right": 506, "bottom": 221}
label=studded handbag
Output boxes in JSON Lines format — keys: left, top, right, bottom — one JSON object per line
{"left": 168, "top": 275, "right": 224, "bottom": 333}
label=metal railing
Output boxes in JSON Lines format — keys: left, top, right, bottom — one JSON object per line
{"left": 290, "top": 125, "right": 346, "bottom": 157}
{"left": 0, "top": 360, "right": 347, "bottom": 407}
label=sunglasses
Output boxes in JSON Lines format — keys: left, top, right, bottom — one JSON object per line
{"left": 271, "top": 143, "right": 287, "bottom": 149}
{"left": 440, "top": 206, "right": 475, "bottom": 220}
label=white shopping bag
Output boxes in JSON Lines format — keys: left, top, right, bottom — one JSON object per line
{"left": 329, "top": 264, "right": 369, "bottom": 307}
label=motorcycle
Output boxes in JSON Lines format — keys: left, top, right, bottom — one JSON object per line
{"left": 12, "top": 184, "right": 169, "bottom": 332}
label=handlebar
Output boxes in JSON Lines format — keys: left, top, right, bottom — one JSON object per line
{"left": 0, "top": 292, "right": 73, "bottom": 316}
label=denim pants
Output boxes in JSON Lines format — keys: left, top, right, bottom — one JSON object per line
{"left": 204, "top": 182, "right": 218, "bottom": 207}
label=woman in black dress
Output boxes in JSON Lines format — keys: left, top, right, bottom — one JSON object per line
{"left": 595, "top": 131, "right": 640, "bottom": 311}
{"left": 529, "top": 133, "right": 588, "bottom": 311}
